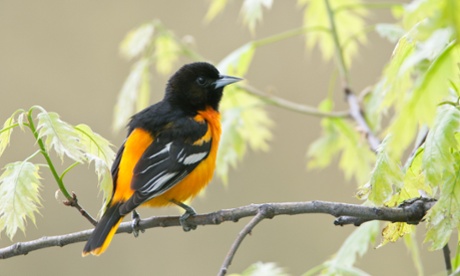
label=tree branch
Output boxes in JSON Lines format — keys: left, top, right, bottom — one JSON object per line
{"left": 240, "top": 84, "right": 350, "bottom": 118}
{"left": 0, "top": 199, "right": 435, "bottom": 260}
{"left": 344, "top": 87, "right": 381, "bottom": 152}
{"left": 219, "top": 206, "right": 272, "bottom": 276}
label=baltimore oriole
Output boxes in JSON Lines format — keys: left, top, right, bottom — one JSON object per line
{"left": 82, "top": 62, "right": 241, "bottom": 256}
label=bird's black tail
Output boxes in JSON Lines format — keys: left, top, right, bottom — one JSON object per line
{"left": 82, "top": 202, "right": 123, "bottom": 256}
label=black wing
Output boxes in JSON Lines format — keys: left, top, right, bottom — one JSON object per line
{"left": 118, "top": 121, "right": 211, "bottom": 215}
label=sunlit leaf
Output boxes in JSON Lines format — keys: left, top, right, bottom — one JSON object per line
{"left": 308, "top": 100, "right": 375, "bottom": 185}
{"left": 154, "top": 32, "right": 181, "bottom": 75}
{"left": 380, "top": 222, "right": 415, "bottom": 247}
{"left": 218, "top": 42, "right": 256, "bottom": 76}
{"left": 375, "top": 23, "right": 405, "bottom": 43}
{"left": 217, "top": 87, "right": 272, "bottom": 183}
{"left": 425, "top": 163, "right": 460, "bottom": 250}
{"left": 113, "top": 59, "right": 149, "bottom": 132}
{"left": 307, "top": 100, "right": 343, "bottom": 169}
{"left": 36, "top": 108, "right": 84, "bottom": 162}
{"left": 422, "top": 105, "right": 460, "bottom": 186}
{"left": 229, "top": 262, "right": 289, "bottom": 276}
{"left": 75, "top": 124, "right": 114, "bottom": 205}
{"left": 0, "top": 161, "right": 41, "bottom": 239}
{"left": 399, "top": 28, "right": 452, "bottom": 74}
{"left": 304, "top": 221, "right": 378, "bottom": 275}
{"left": 367, "top": 137, "right": 403, "bottom": 205}
{"left": 0, "top": 112, "right": 17, "bottom": 158}
{"left": 119, "top": 22, "right": 155, "bottom": 60}
{"left": 205, "top": 0, "right": 229, "bottom": 22}
{"left": 299, "top": 0, "right": 368, "bottom": 67}
{"left": 241, "top": 0, "right": 273, "bottom": 33}
{"left": 388, "top": 43, "right": 460, "bottom": 158}
{"left": 403, "top": 232, "right": 424, "bottom": 276}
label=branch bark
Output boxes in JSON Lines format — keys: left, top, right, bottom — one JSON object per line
{"left": 0, "top": 198, "right": 435, "bottom": 260}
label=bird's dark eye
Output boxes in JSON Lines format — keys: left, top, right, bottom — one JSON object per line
{"left": 196, "top": 76, "right": 207, "bottom": 86}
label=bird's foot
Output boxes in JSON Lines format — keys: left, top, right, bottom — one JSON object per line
{"left": 170, "top": 199, "right": 198, "bottom": 232}
{"left": 131, "top": 210, "right": 144, "bottom": 237}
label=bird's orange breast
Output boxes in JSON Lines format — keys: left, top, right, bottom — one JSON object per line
{"left": 143, "top": 107, "right": 221, "bottom": 207}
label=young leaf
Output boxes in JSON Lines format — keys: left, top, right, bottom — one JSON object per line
{"left": 218, "top": 42, "right": 256, "bottom": 76}
{"left": 74, "top": 124, "right": 115, "bottom": 204}
{"left": 425, "top": 164, "right": 460, "bottom": 250}
{"left": 230, "top": 262, "right": 289, "bottom": 276}
{"left": 308, "top": 100, "right": 375, "bottom": 185}
{"left": 305, "top": 221, "right": 378, "bottom": 275}
{"left": 380, "top": 222, "right": 415, "bottom": 247}
{"left": 36, "top": 108, "right": 84, "bottom": 162}
{"left": 388, "top": 43, "right": 460, "bottom": 158}
{"left": 375, "top": 23, "right": 405, "bottom": 43}
{"left": 119, "top": 22, "right": 155, "bottom": 60}
{"left": 113, "top": 59, "right": 149, "bottom": 132}
{"left": 422, "top": 105, "right": 460, "bottom": 186}
{"left": 153, "top": 32, "right": 181, "bottom": 75}
{"left": 367, "top": 137, "right": 403, "bottom": 205}
{"left": 0, "top": 112, "right": 17, "bottom": 158}
{"left": 299, "top": 0, "right": 368, "bottom": 67}
{"left": 403, "top": 232, "right": 424, "bottom": 276}
{"left": 217, "top": 86, "right": 272, "bottom": 183}
{"left": 240, "top": 0, "right": 273, "bottom": 33}
{"left": 0, "top": 161, "right": 42, "bottom": 239}
{"left": 205, "top": 0, "right": 229, "bottom": 22}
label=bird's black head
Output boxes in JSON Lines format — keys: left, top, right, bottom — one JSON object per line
{"left": 165, "top": 62, "right": 241, "bottom": 113}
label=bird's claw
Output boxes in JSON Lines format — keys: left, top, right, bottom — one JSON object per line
{"left": 179, "top": 211, "right": 197, "bottom": 232}
{"left": 131, "top": 210, "right": 144, "bottom": 238}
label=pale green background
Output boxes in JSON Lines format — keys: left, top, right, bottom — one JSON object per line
{"left": 0, "top": 1, "right": 445, "bottom": 275}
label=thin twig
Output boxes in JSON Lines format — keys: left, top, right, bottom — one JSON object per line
{"left": 240, "top": 84, "right": 350, "bottom": 118}
{"left": 0, "top": 199, "right": 435, "bottom": 260}
{"left": 62, "top": 192, "right": 97, "bottom": 226}
{"left": 344, "top": 87, "right": 381, "bottom": 152}
{"left": 218, "top": 205, "right": 273, "bottom": 276}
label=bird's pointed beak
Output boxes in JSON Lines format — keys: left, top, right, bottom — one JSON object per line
{"left": 214, "top": 75, "right": 243, "bottom": 89}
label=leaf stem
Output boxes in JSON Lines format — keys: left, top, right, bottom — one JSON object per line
{"left": 60, "top": 161, "right": 80, "bottom": 181}
{"left": 334, "top": 1, "right": 403, "bottom": 13}
{"left": 253, "top": 26, "right": 330, "bottom": 48}
{"left": 324, "top": 0, "right": 350, "bottom": 84}
{"left": 27, "top": 107, "right": 72, "bottom": 200}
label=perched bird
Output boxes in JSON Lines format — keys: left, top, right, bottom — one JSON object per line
{"left": 82, "top": 62, "right": 241, "bottom": 256}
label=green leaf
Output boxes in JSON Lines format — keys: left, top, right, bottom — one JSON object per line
{"left": 0, "top": 112, "right": 17, "bottom": 158}
{"left": 205, "top": 0, "right": 229, "bottom": 22}
{"left": 308, "top": 105, "right": 375, "bottom": 185}
{"left": 74, "top": 124, "right": 114, "bottom": 205}
{"left": 113, "top": 59, "right": 149, "bottom": 132}
{"left": 229, "top": 262, "right": 289, "bottom": 276}
{"left": 0, "top": 161, "right": 42, "bottom": 239}
{"left": 241, "top": 0, "right": 273, "bottom": 33}
{"left": 304, "top": 221, "right": 378, "bottom": 276}
{"left": 400, "top": 28, "right": 453, "bottom": 74}
{"left": 36, "top": 108, "right": 84, "bottom": 162}
{"left": 153, "top": 32, "right": 181, "bottom": 75}
{"left": 217, "top": 87, "right": 272, "bottom": 183}
{"left": 388, "top": 43, "right": 460, "bottom": 158}
{"left": 422, "top": 105, "right": 460, "bottom": 186}
{"left": 299, "top": 0, "right": 368, "bottom": 66}
{"left": 403, "top": 232, "right": 424, "bottom": 276}
{"left": 453, "top": 244, "right": 460, "bottom": 271}
{"left": 119, "top": 22, "right": 155, "bottom": 60}
{"left": 375, "top": 23, "right": 405, "bottom": 43}
{"left": 218, "top": 42, "right": 256, "bottom": 76}
{"left": 367, "top": 137, "right": 403, "bottom": 205}
{"left": 425, "top": 164, "right": 460, "bottom": 250}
